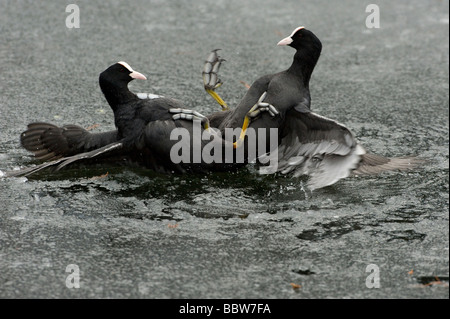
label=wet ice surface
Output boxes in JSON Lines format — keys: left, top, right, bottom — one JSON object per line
{"left": 0, "top": 0, "right": 448, "bottom": 298}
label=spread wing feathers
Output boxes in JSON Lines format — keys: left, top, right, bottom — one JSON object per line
{"left": 5, "top": 142, "right": 123, "bottom": 177}
{"left": 353, "top": 153, "right": 425, "bottom": 175}
{"left": 20, "top": 122, "right": 119, "bottom": 161}
{"left": 259, "top": 111, "right": 366, "bottom": 190}
{"left": 21, "top": 123, "right": 87, "bottom": 161}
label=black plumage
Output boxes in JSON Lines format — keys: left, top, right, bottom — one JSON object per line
{"left": 20, "top": 122, "right": 119, "bottom": 161}
{"left": 14, "top": 61, "right": 235, "bottom": 176}
{"left": 205, "top": 27, "right": 422, "bottom": 189}
{"left": 211, "top": 27, "right": 321, "bottom": 132}
{"left": 9, "top": 28, "right": 423, "bottom": 189}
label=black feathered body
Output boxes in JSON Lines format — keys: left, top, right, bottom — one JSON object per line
{"left": 15, "top": 37, "right": 423, "bottom": 188}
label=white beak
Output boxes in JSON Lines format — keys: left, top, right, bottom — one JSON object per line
{"left": 277, "top": 26, "right": 305, "bottom": 46}
{"left": 129, "top": 71, "right": 147, "bottom": 80}
{"left": 277, "top": 36, "right": 293, "bottom": 46}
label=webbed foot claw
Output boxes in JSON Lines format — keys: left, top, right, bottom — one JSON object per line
{"left": 170, "top": 108, "right": 211, "bottom": 129}
{"left": 203, "top": 49, "right": 225, "bottom": 90}
{"left": 136, "top": 93, "right": 164, "bottom": 100}
{"left": 202, "top": 49, "right": 228, "bottom": 111}
{"left": 233, "top": 92, "right": 279, "bottom": 149}
{"left": 247, "top": 92, "right": 279, "bottom": 118}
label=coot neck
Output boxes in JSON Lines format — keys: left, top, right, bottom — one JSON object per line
{"left": 100, "top": 79, "right": 136, "bottom": 112}
{"left": 287, "top": 47, "right": 321, "bottom": 87}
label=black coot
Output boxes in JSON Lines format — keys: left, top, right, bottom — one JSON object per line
{"left": 14, "top": 62, "right": 236, "bottom": 176}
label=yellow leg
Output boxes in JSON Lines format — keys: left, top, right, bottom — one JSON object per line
{"left": 233, "top": 115, "right": 251, "bottom": 149}
{"left": 232, "top": 98, "right": 266, "bottom": 148}
{"left": 206, "top": 89, "right": 229, "bottom": 111}
{"left": 232, "top": 92, "right": 278, "bottom": 149}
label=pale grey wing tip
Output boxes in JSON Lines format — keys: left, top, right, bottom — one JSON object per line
{"left": 353, "top": 154, "right": 427, "bottom": 176}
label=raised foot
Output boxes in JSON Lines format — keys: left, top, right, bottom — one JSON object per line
{"left": 202, "top": 49, "right": 228, "bottom": 111}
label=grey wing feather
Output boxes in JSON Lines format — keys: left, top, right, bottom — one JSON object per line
{"left": 259, "top": 111, "right": 365, "bottom": 190}
{"left": 353, "top": 153, "right": 425, "bottom": 175}
{"left": 259, "top": 110, "right": 424, "bottom": 189}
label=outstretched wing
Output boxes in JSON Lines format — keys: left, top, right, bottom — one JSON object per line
{"left": 5, "top": 142, "right": 123, "bottom": 177}
{"left": 353, "top": 153, "right": 425, "bottom": 175}
{"left": 20, "top": 122, "right": 119, "bottom": 161}
{"left": 259, "top": 109, "right": 365, "bottom": 190}
{"left": 259, "top": 109, "right": 424, "bottom": 189}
